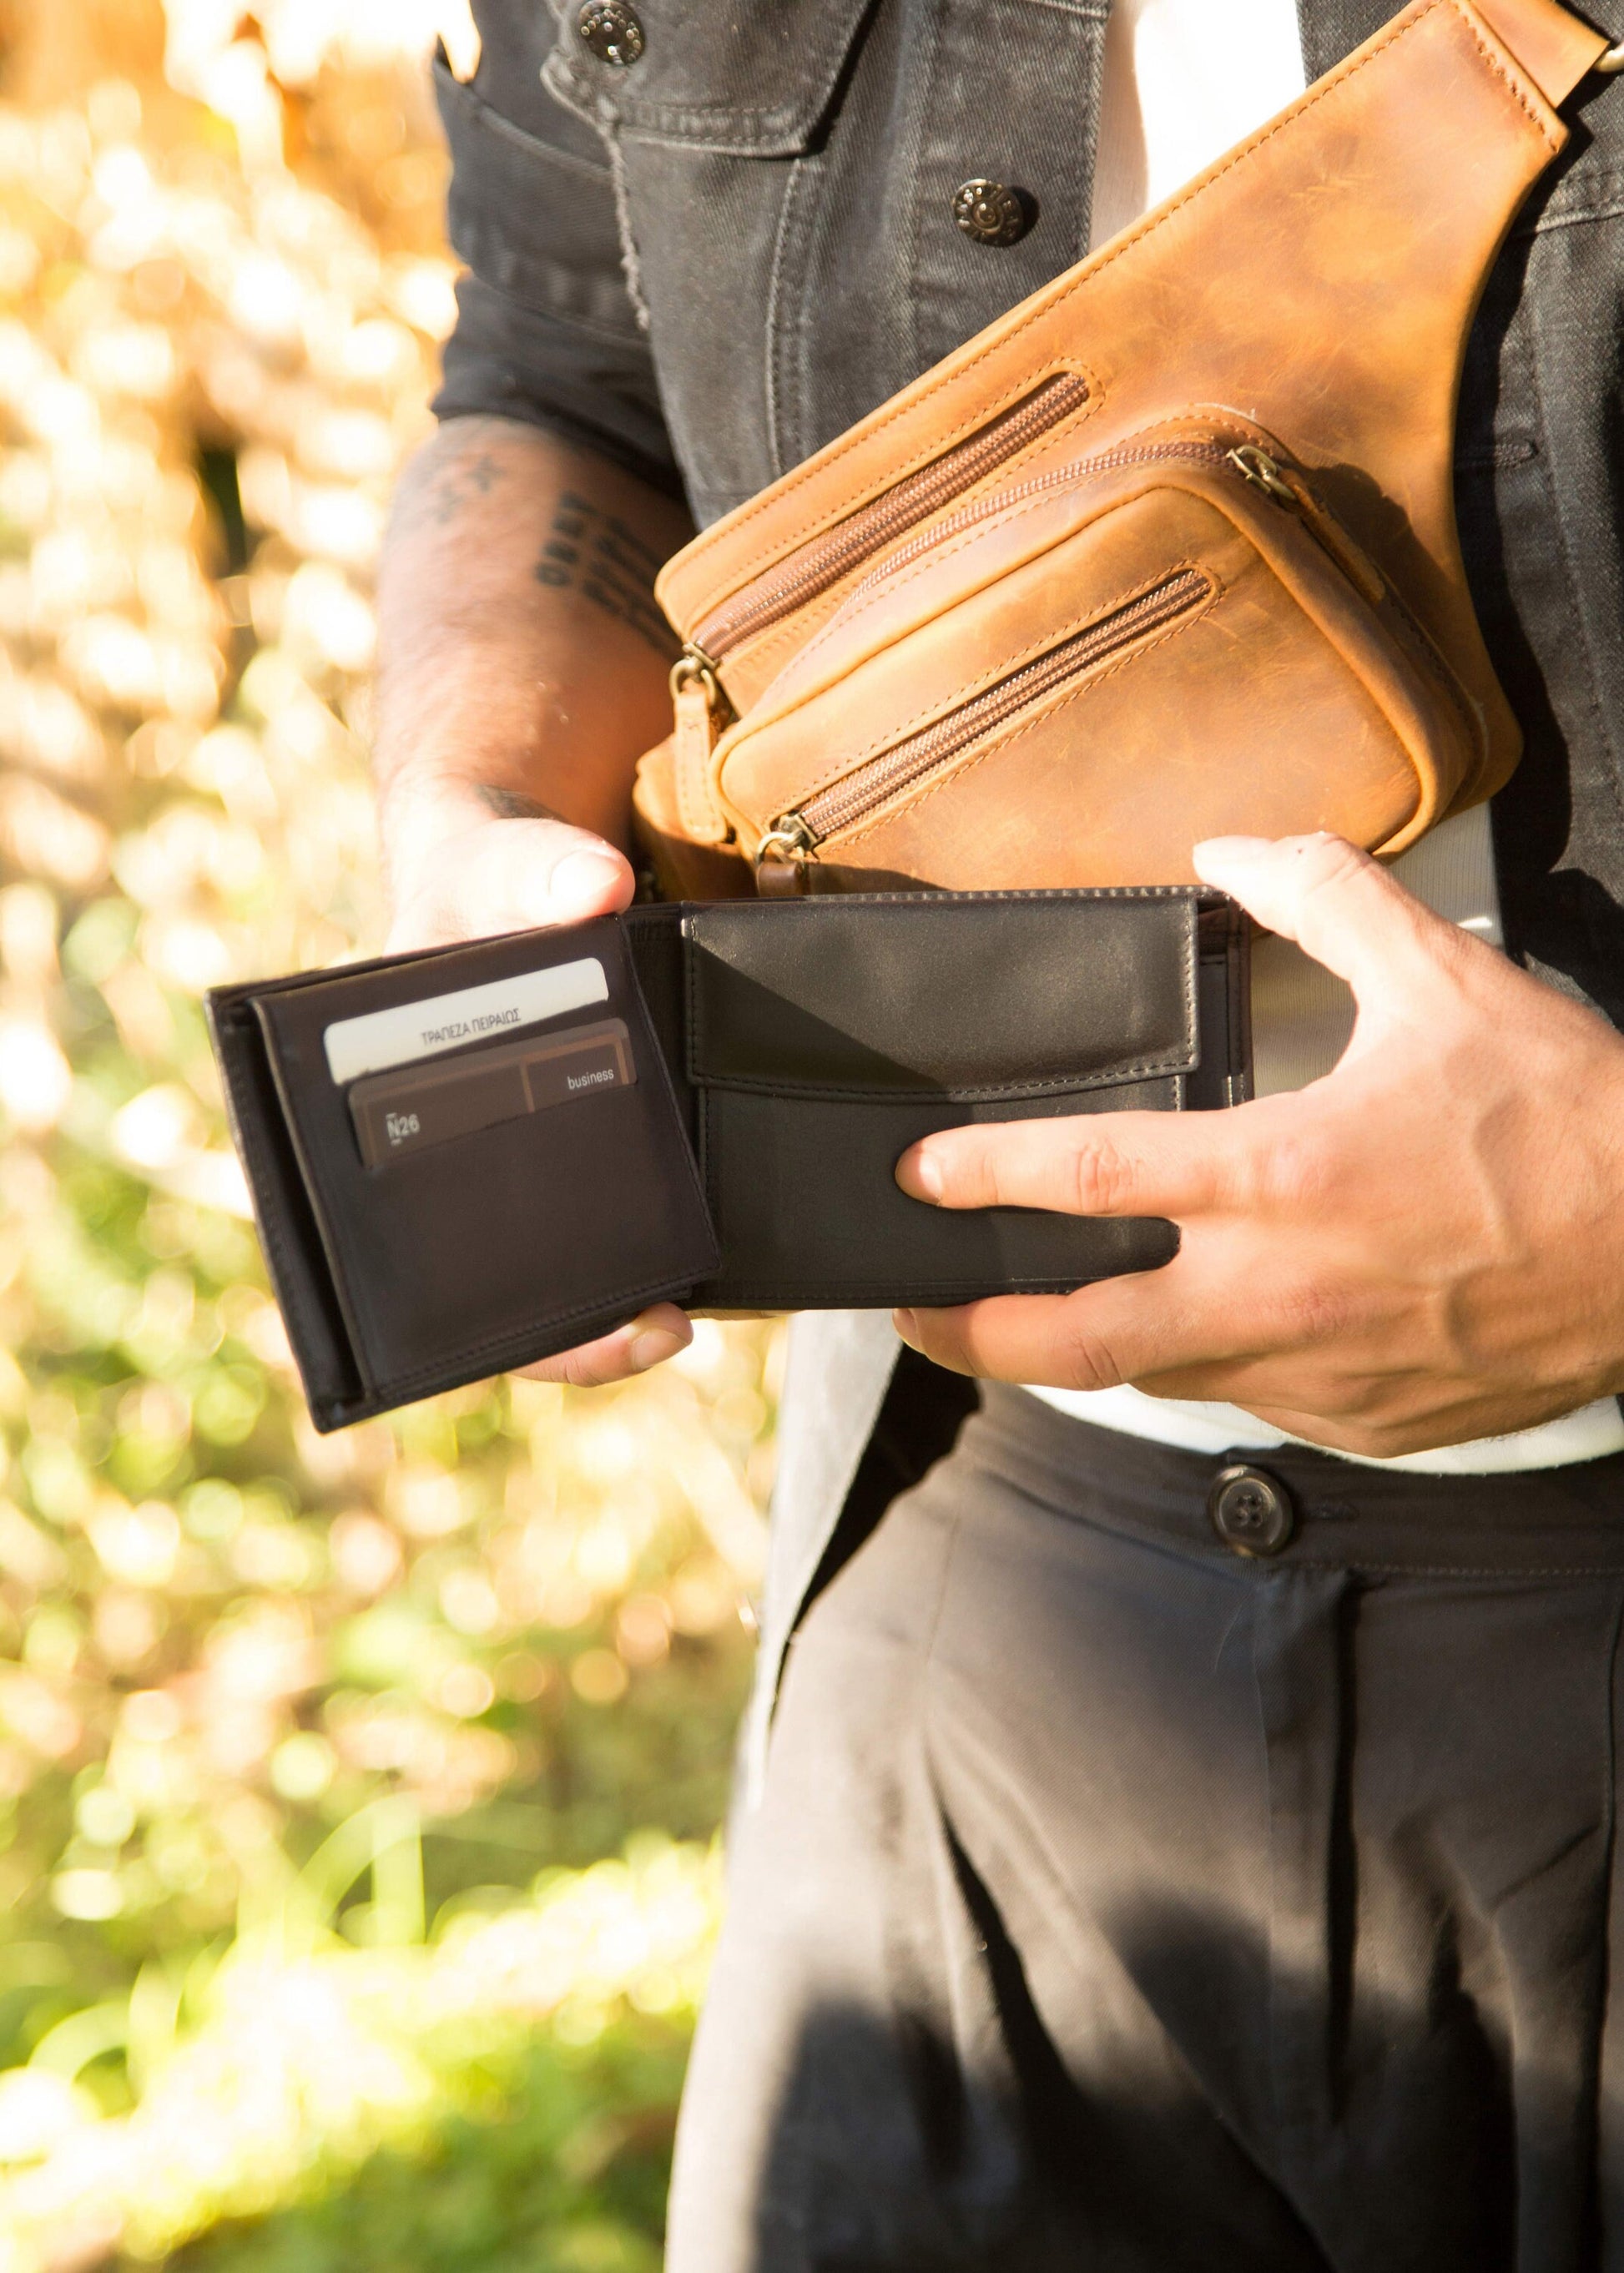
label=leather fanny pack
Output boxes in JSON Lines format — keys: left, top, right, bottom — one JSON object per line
{"left": 632, "top": 0, "right": 1616, "bottom": 900}
{"left": 209, "top": 891, "right": 1249, "bottom": 1428}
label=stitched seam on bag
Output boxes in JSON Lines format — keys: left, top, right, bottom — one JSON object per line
{"left": 834, "top": 584, "right": 1223, "bottom": 849}
{"left": 688, "top": 0, "right": 1554, "bottom": 579}
{"left": 758, "top": 555, "right": 1212, "bottom": 807}
{"left": 774, "top": 436, "right": 1231, "bottom": 688}
{"left": 699, "top": 398, "right": 1129, "bottom": 686}
{"left": 741, "top": 488, "right": 1209, "bottom": 790}
{"left": 679, "top": 360, "right": 1104, "bottom": 624}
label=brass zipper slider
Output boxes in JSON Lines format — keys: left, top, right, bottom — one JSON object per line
{"left": 1225, "top": 443, "right": 1299, "bottom": 505}
{"left": 1228, "top": 446, "right": 1386, "bottom": 607}
{"left": 669, "top": 644, "right": 734, "bottom": 846}
{"left": 754, "top": 812, "right": 818, "bottom": 896}
{"left": 669, "top": 642, "right": 727, "bottom": 708}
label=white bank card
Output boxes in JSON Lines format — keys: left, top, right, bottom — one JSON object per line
{"left": 322, "top": 956, "right": 609, "bottom": 1085}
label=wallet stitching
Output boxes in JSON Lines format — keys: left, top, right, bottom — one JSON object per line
{"left": 690, "top": 1060, "right": 1193, "bottom": 1101}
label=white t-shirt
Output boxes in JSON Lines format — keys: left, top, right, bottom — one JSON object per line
{"left": 1026, "top": 0, "right": 1624, "bottom": 1474}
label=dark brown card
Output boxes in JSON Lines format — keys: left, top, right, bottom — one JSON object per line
{"left": 347, "top": 1018, "right": 634, "bottom": 1167}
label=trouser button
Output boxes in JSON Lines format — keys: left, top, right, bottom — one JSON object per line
{"left": 1208, "top": 1464, "right": 1296, "bottom": 1557}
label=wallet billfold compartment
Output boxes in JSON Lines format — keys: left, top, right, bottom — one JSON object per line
{"left": 208, "top": 889, "right": 1251, "bottom": 1430}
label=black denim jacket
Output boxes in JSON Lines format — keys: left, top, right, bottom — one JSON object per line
{"left": 433, "top": 0, "right": 1624, "bottom": 1025}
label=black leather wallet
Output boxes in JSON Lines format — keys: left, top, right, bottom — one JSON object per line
{"left": 208, "top": 889, "right": 1250, "bottom": 1430}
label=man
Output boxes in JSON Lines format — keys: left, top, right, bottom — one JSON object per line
{"left": 376, "top": 0, "right": 1624, "bottom": 2261}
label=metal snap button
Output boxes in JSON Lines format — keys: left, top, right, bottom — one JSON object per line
{"left": 577, "top": 1, "right": 645, "bottom": 66}
{"left": 952, "top": 179, "right": 1034, "bottom": 247}
{"left": 1208, "top": 1464, "right": 1296, "bottom": 1558}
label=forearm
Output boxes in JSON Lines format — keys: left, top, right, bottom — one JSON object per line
{"left": 374, "top": 415, "right": 693, "bottom": 890}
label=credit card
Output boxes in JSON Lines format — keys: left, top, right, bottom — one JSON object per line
{"left": 323, "top": 955, "right": 608, "bottom": 1085}
{"left": 348, "top": 1017, "right": 634, "bottom": 1167}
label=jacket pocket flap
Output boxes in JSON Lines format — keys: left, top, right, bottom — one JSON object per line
{"left": 542, "top": 0, "right": 873, "bottom": 157}
{"left": 684, "top": 892, "right": 1200, "bottom": 1098}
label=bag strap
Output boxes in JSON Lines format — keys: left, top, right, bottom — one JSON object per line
{"left": 1471, "top": 0, "right": 1611, "bottom": 100}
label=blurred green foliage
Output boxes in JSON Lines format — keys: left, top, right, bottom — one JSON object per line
{"left": 0, "top": 5, "right": 769, "bottom": 2263}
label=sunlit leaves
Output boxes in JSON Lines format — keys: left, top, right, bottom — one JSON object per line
{"left": 0, "top": 10, "right": 772, "bottom": 2266}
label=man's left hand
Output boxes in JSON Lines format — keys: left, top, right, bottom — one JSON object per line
{"left": 892, "top": 833, "right": 1624, "bottom": 1459}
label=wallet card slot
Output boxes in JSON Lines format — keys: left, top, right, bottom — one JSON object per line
{"left": 684, "top": 889, "right": 1198, "bottom": 1098}
{"left": 249, "top": 919, "right": 717, "bottom": 1412}
{"left": 347, "top": 1017, "right": 634, "bottom": 1167}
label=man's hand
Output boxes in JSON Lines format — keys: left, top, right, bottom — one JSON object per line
{"left": 892, "top": 833, "right": 1624, "bottom": 1459}
{"left": 374, "top": 416, "right": 694, "bottom": 1387}
{"left": 382, "top": 780, "right": 635, "bottom": 957}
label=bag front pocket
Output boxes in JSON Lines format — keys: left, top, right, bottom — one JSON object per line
{"left": 707, "top": 424, "right": 1483, "bottom": 894}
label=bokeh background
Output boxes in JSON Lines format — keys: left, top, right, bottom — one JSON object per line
{"left": 0, "top": 5, "right": 776, "bottom": 2265}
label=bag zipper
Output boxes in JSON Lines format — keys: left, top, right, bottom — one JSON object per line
{"left": 680, "top": 370, "right": 1093, "bottom": 674}
{"left": 755, "top": 566, "right": 1213, "bottom": 874}
{"left": 747, "top": 437, "right": 1405, "bottom": 882}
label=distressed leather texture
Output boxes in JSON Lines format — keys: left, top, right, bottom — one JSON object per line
{"left": 207, "top": 892, "right": 1249, "bottom": 1429}
{"left": 632, "top": 0, "right": 1609, "bottom": 897}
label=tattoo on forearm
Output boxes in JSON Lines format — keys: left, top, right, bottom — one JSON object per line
{"left": 534, "top": 491, "right": 675, "bottom": 657}
{"left": 477, "top": 784, "right": 555, "bottom": 823}
{"left": 404, "top": 451, "right": 507, "bottom": 529}
{"left": 392, "top": 428, "right": 513, "bottom": 534}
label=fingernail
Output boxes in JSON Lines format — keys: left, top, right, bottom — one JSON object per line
{"left": 1193, "top": 834, "right": 1272, "bottom": 864}
{"left": 550, "top": 849, "right": 627, "bottom": 915}
{"left": 628, "top": 1323, "right": 688, "bottom": 1373}
{"left": 893, "top": 1308, "right": 920, "bottom": 1348}
{"left": 900, "top": 1147, "right": 943, "bottom": 1202}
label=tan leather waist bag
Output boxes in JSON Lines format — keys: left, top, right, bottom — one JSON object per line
{"left": 632, "top": 0, "right": 1618, "bottom": 900}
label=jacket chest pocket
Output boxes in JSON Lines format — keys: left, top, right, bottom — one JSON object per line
{"left": 542, "top": 0, "right": 875, "bottom": 523}
{"left": 543, "top": 0, "right": 1109, "bottom": 525}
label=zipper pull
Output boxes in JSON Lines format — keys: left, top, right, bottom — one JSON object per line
{"left": 1225, "top": 446, "right": 1386, "bottom": 608}
{"left": 754, "top": 812, "right": 817, "bottom": 897}
{"left": 1225, "top": 443, "right": 1298, "bottom": 504}
{"left": 669, "top": 645, "right": 733, "bottom": 846}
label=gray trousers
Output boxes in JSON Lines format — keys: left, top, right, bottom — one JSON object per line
{"left": 668, "top": 1384, "right": 1624, "bottom": 2271}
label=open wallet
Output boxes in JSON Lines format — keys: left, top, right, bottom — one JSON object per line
{"left": 207, "top": 889, "right": 1251, "bottom": 1430}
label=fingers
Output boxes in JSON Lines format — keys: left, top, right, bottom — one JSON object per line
{"left": 387, "top": 814, "right": 634, "bottom": 952}
{"left": 896, "top": 1109, "right": 1248, "bottom": 1221}
{"left": 893, "top": 1256, "right": 1260, "bottom": 1388}
{"left": 1192, "top": 831, "right": 1463, "bottom": 998}
{"left": 515, "top": 1303, "right": 691, "bottom": 1388}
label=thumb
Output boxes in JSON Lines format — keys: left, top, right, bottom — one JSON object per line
{"left": 387, "top": 816, "right": 633, "bottom": 951}
{"left": 1191, "top": 830, "right": 1455, "bottom": 998}
{"left": 535, "top": 826, "right": 637, "bottom": 925}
